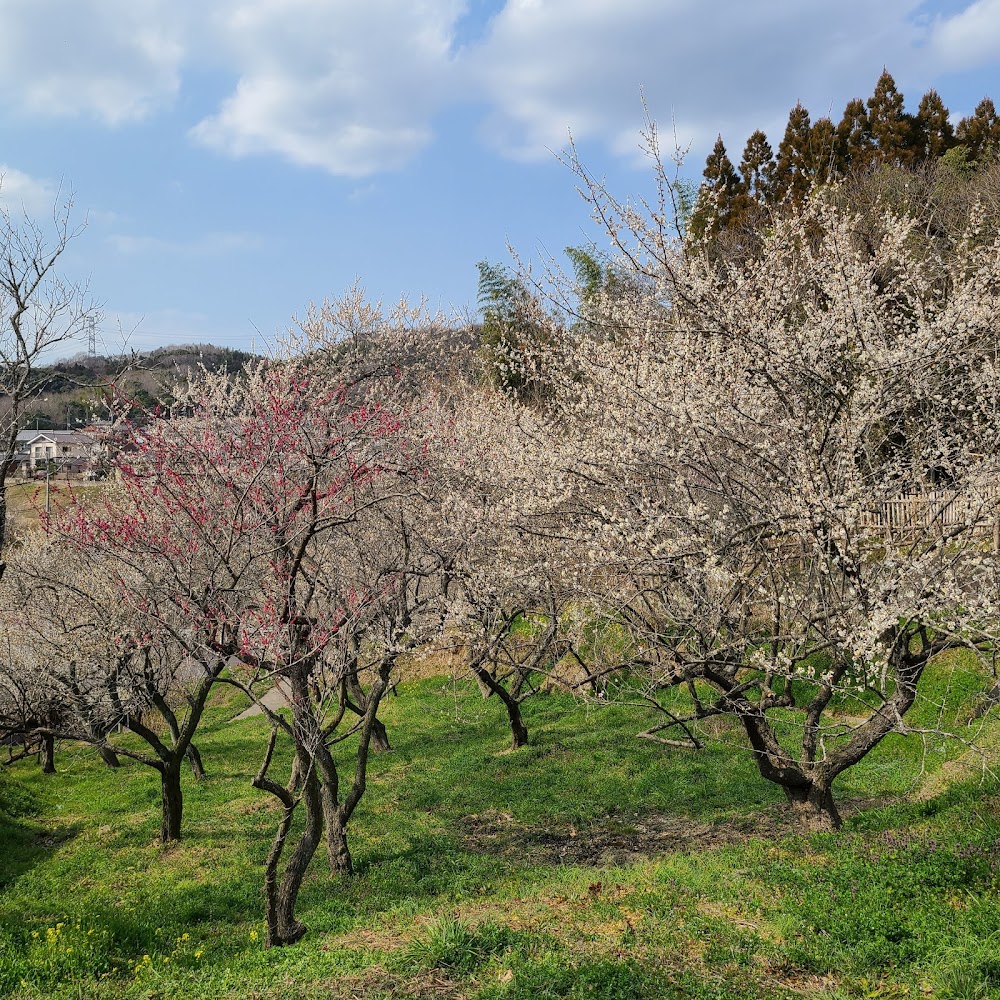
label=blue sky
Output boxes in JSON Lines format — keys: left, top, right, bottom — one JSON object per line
{"left": 2, "top": 0, "right": 1000, "bottom": 357}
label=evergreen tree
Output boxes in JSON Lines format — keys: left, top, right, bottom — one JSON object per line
{"left": 738, "top": 129, "right": 776, "bottom": 203}
{"left": 774, "top": 103, "right": 814, "bottom": 204}
{"left": 867, "top": 70, "right": 913, "bottom": 165}
{"left": 564, "top": 246, "right": 605, "bottom": 306}
{"left": 703, "top": 135, "right": 742, "bottom": 208}
{"left": 809, "top": 117, "right": 838, "bottom": 185}
{"left": 837, "top": 98, "right": 873, "bottom": 172}
{"left": 914, "top": 89, "right": 954, "bottom": 160}
{"left": 690, "top": 136, "right": 742, "bottom": 242}
{"left": 955, "top": 97, "right": 1000, "bottom": 166}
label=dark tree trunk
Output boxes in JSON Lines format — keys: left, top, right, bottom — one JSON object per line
{"left": 469, "top": 658, "right": 530, "bottom": 749}
{"left": 505, "top": 698, "right": 529, "bottom": 749}
{"left": 732, "top": 703, "right": 842, "bottom": 833}
{"left": 269, "top": 766, "right": 323, "bottom": 946}
{"left": 325, "top": 813, "right": 353, "bottom": 875}
{"left": 160, "top": 763, "right": 183, "bottom": 843}
{"left": 346, "top": 671, "right": 391, "bottom": 752}
{"left": 784, "top": 782, "right": 842, "bottom": 832}
{"left": 186, "top": 743, "right": 205, "bottom": 780}
{"left": 368, "top": 717, "right": 391, "bottom": 753}
{"left": 262, "top": 800, "right": 295, "bottom": 948}
{"left": 41, "top": 735, "right": 56, "bottom": 774}
{"left": 314, "top": 745, "right": 353, "bottom": 875}
{"left": 98, "top": 745, "right": 121, "bottom": 768}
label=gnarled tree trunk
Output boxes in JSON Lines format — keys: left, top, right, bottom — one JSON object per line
{"left": 41, "top": 734, "right": 56, "bottom": 774}
{"left": 270, "top": 766, "right": 323, "bottom": 945}
{"left": 186, "top": 743, "right": 205, "bottom": 780}
{"left": 254, "top": 728, "right": 325, "bottom": 947}
{"left": 345, "top": 670, "right": 391, "bottom": 752}
{"left": 160, "top": 761, "right": 183, "bottom": 843}
{"left": 783, "top": 781, "right": 842, "bottom": 832}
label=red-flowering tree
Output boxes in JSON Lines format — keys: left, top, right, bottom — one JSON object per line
{"left": 48, "top": 296, "right": 449, "bottom": 943}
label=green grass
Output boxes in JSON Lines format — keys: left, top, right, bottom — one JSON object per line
{"left": 1, "top": 661, "right": 999, "bottom": 999}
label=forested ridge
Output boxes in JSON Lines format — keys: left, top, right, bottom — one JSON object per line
{"left": 690, "top": 69, "right": 1000, "bottom": 248}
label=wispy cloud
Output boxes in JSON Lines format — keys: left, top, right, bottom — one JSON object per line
{"left": 107, "top": 231, "right": 264, "bottom": 258}
{"left": 0, "top": 165, "right": 61, "bottom": 215}
{"left": 462, "top": 0, "right": 929, "bottom": 162}
{"left": 0, "top": 0, "right": 185, "bottom": 124}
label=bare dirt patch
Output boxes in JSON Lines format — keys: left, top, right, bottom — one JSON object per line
{"left": 458, "top": 807, "right": 806, "bottom": 866}
{"left": 459, "top": 795, "right": 897, "bottom": 866}
{"left": 33, "top": 829, "right": 75, "bottom": 850}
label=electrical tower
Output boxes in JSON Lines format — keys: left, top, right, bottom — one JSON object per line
{"left": 87, "top": 316, "right": 97, "bottom": 358}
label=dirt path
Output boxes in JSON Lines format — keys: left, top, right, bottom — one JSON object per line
{"left": 232, "top": 679, "right": 291, "bottom": 720}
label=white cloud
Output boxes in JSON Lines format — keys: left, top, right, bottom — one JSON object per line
{"left": 190, "top": 0, "right": 465, "bottom": 175}
{"left": 928, "top": 0, "right": 1000, "bottom": 70}
{"left": 463, "top": 0, "right": 930, "bottom": 164}
{"left": 0, "top": 0, "right": 186, "bottom": 124}
{"left": 0, "top": 165, "right": 60, "bottom": 215}
{"left": 0, "top": 0, "right": 997, "bottom": 179}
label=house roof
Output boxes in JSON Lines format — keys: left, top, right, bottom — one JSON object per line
{"left": 21, "top": 430, "right": 96, "bottom": 447}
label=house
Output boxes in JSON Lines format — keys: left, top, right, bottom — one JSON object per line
{"left": 14, "top": 430, "right": 102, "bottom": 476}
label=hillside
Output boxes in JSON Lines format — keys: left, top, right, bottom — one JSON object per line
{"left": 2, "top": 664, "right": 998, "bottom": 1000}
{"left": 17, "top": 344, "right": 263, "bottom": 430}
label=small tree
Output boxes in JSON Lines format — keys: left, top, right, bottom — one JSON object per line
{"left": 1, "top": 540, "right": 212, "bottom": 841}
{"left": 435, "top": 387, "right": 581, "bottom": 748}
{"left": 955, "top": 98, "right": 1000, "bottom": 167}
{"left": 476, "top": 260, "right": 552, "bottom": 403}
{"left": 738, "top": 130, "right": 776, "bottom": 204}
{"left": 774, "top": 103, "right": 815, "bottom": 205}
{"left": 689, "top": 136, "right": 742, "bottom": 245}
{"left": 836, "top": 98, "right": 873, "bottom": 173}
{"left": 0, "top": 193, "right": 98, "bottom": 580}
{"left": 867, "top": 69, "right": 914, "bottom": 166}
{"left": 914, "top": 89, "right": 955, "bottom": 160}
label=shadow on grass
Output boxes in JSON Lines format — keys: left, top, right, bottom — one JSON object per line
{"left": 0, "top": 815, "right": 49, "bottom": 887}
{"left": 0, "top": 774, "right": 74, "bottom": 888}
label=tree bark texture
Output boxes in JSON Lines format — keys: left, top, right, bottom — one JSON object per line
{"left": 41, "top": 734, "right": 56, "bottom": 774}
{"left": 783, "top": 782, "right": 842, "bottom": 832}
{"left": 160, "top": 763, "right": 183, "bottom": 843}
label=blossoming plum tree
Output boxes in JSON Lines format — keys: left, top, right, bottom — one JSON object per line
{"left": 537, "top": 140, "right": 1000, "bottom": 830}
{"left": 432, "top": 386, "right": 583, "bottom": 748}
{"left": 26, "top": 290, "right": 453, "bottom": 943}
{"left": 0, "top": 539, "right": 208, "bottom": 838}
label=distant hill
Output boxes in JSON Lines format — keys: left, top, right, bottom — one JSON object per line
{"left": 21, "top": 344, "right": 264, "bottom": 430}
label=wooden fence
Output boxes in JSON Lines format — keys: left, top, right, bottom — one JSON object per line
{"left": 862, "top": 489, "right": 1000, "bottom": 546}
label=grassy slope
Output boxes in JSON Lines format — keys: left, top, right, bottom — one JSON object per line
{"left": 5, "top": 481, "right": 106, "bottom": 536}
{"left": 0, "top": 665, "right": 998, "bottom": 1000}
